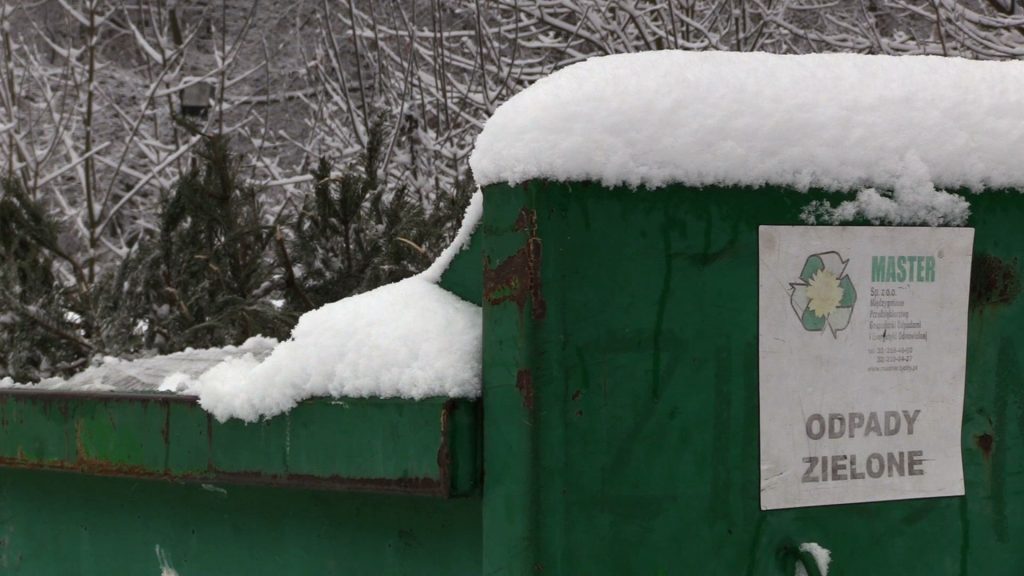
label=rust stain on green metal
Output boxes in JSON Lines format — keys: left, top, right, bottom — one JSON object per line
{"left": 515, "top": 369, "right": 535, "bottom": 412}
{"left": 484, "top": 207, "right": 546, "bottom": 320}
{"left": 970, "top": 254, "right": 1020, "bottom": 309}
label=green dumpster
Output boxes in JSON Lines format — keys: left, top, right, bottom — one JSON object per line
{"left": 473, "top": 51, "right": 1024, "bottom": 575}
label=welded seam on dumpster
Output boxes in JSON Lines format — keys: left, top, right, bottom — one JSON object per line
{"left": 0, "top": 455, "right": 450, "bottom": 495}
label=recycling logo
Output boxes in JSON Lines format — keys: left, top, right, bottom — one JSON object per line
{"left": 789, "top": 251, "right": 856, "bottom": 337}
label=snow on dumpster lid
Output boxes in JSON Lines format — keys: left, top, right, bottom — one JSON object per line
{"left": 470, "top": 51, "right": 1024, "bottom": 225}
{"left": 168, "top": 190, "right": 483, "bottom": 422}
{"left": 173, "top": 274, "right": 481, "bottom": 422}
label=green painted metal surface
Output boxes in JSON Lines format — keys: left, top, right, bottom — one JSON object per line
{"left": 0, "top": 392, "right": 482, "bottom": 574}
{"left": 482, "top": 181, "right": 1024, "bottom": 575}
{"left": 440, "top": 224, "right": 483, "bottom": 306}
{"left": 0, "top": 467, "right": 480, "bottom": 574}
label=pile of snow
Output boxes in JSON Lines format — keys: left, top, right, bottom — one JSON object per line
{"left": 166, "top": 191, "right": 483, "bottom": 421}
{"left": 795, "top": 542, "right": 832, "bottom": 576}
{"left": 171, "top": 276, "right": 481, "bottom": 422}
{"left": 471, "top": 51, "right": 1024, "bottom": 225}
{"left": 0, "top": 337, "right": 278, "bottom": 393}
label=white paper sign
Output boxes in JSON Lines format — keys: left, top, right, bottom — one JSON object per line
{"left": 759, "top": 226, "right": 974, "bottom": 510}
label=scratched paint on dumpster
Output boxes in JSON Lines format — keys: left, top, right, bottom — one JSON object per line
{"left": 758, "top": 226, "right": 974, "bottom": 510}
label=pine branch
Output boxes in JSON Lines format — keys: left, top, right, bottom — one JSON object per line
{"left": 0, "top": 291, "right": 94, "bottom": 354}
{"left": 274, "top": 225, "right": 314, "bottom": 311}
